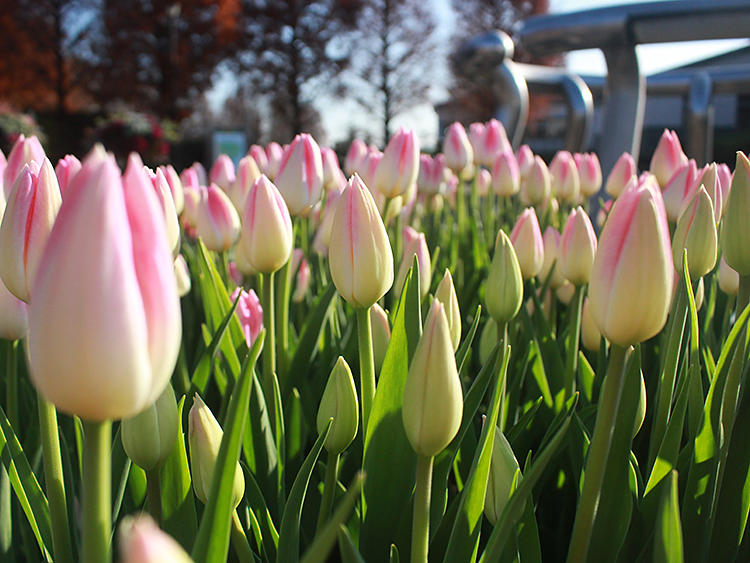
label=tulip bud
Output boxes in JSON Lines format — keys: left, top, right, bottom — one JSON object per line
{"left": 402, "top": 300, "right": 463, "bottom": 457}
{"left": 492, "top": 150, "right": 520, "bottom": 197}
{"left": 540, "top": 227, "right": 566, "bottom": 289}
{"left": 650, "top": 129, "right": 688, "bottom": 188}
{"left": 312, "top": 189, "right": 341, "bottom": 257}
{"left": 188, "top": 394, "right": 244, "bottom": 506}
{"left": 265, "top": 142, "right": 284, "bottom": 180}
{"left": 662, "top": 159, "right": 699, "bottom": 222}
{"left": 561, "top": 206, "right": 597, "bottom": 285}
{"left": 329, "top": 174, "right": 393, "bottom": 308}
{"left": 55, "top": 154, "right": 81, "bottom": 197}
{"left": 171, "top": 253, "right": 190, "bottom": 299}
{"left": 435, "top": 269, "right": 461, "bottom": 352}
{"left": 478, "top": 119, "right": 511, "bottom": 167}
{"left": 476, "top": 168, "right": 491, "bottom": 197}
{"left": 240, "top": 176, "right": 293, "bottom": 274}
{"left": 28, "top": 148, "right": 181, "bottom": 420}
{"left": 525, "top": 156, "right": 551, "bottom": 205}
{"left": 581, "top": 297, "right": 604, "bottom": 352}
{"left": 195, "top": 183, "right": 240, "bottom": 252}
{"left": 717, "top": 162, "right": 732, "bottom": 216}
{"left": 321, "top": 147, "right": 342, "bottom": 192}
{"left": 516, "top": 144, "right": 534, "bottom": 179}
{"left": 484, "top": 427, "right": 520, "bottom": 525}
{"left": 374, "top": 127, "right": 419, "bottom": 198}
{"left": 0, "top": 159, "right": 62, "bottom": 302}
{"left": 180, "top": 185, "right": 200, "bottom": 238}
{"left": 227, "top": 155, "right": 261, "bottom": 213}
{"left": 486, "top": 230, "right": 523, "bottom": 324}
{"left": 468, "top": 122, "right": 485, "bottom": 164}
{"left": 417, "top": 154, "right": 443, "bottom": 196}
{"left": 370, "top": 303, "right": 391, "bottom": 372}
{"left": 119, "top": 515, "right": 193, "bottom": 563}
{"left": 230, "top": 287, "right": 263, "bottom": 348}
{"left": 317, "top": 357, "right": 359, "bottom": 454}
{"left": 575, "top": 152, "right": 603, "bottom": 197}
{"left": 291, "top": 250, "right": 311, "bottom": 303}
{"left": 589, "top": 178, "right": 673, "bottom": 345}
{"left": 275, "top": 133, "right": 324, "bottom": 216}
{"left": 180, "top": 166, "right": 200, "bottom": 192}
{"left": 148, "top": 166, "right": 181, "bottom": 257}
{"left": 209, "top": 154, "right": 235, "bottom": 191}
{"left": 395, "top": 228, "right": 431, "bottom": 298}
{"left": 248, "top": 145, "right": 269, "bottom": 176}
{"left": 550, "top": 151, "right": 580, "bottom": 202}
{"left": 672, "top": 186, "right": 717, "bottom": 279}
{"left": 344, "top": 139, "right": 368, "bottom": 177}
{"left": 510, "top": 208, "right": 544, "bottom": 280}
{"left": 719, "top": 255, "right": 739, "bottom": 296}
{"left": 556, "top": 281, "right": 575, "bottom": 305}
{"left": 605, "top": 152, "right": 637, "bottom": 198}
{"left": 190, "top": 162, "right": 208, "bottom": 186}
{"left": 721, "top": 152, "right": 750, "bottom": 274}
{"left": 3, "top": 134, "right": 45, "bottom": 197}
{"left": 0, "top": 280, "right": 27, "bottom": 340}
{"left": 159, "top": 164, "right": 185, "bottom": 215}
{"left": 692, "top": 163, "right": 722, "bottom": 223}
{"left": 443, "top": 122, "right": 473, "bottom": 175}
{"left": 121, "top": 383, "right": 179, "bottom": 471}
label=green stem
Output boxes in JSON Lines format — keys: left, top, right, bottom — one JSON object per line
{"left": 276, "top": 258, "right": 291, "bottom": 380}
{"left": 566, "top": 344, "right": 629, "bottom": 563}
{"left": 262, "top": 271, "right": 277, "bottom": 416}
{"left": 411, "top": 454, "right": 434, "bottom": 563}
{"left": 564, "top": 285, "right": 585, "bottom": 401}
{"left": 145, "top": 469, "right": 162, "bottom": 525}
{"left": 316, "top": 452, "right": 340, "bottom": 531}
{"left": 230, "top": 510, "right": 253, "bottom": 563}
{"left": 37, "top": 398, "right": 74, "bottom": 563}
{"left": 356, "top": 307, "right": 376, "bottom": 438}
{"left": 498, "top": 322, "right": 510, "bottom": 431}
{"left": 82, "top": 420, "right": 112, "bottom": 563}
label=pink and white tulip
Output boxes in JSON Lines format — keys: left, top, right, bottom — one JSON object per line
{"left": 275, "top": 133, "right": 324, "bottom": 216}
{"left": 209, "top": 154, "right": 236, "bottom": 191}
{"left": 561, "top": 206, "right": 597, "bottom": 285}
{"left": 374, "top": 127, "right": 419, "bottom": 198}
{"left": 195, "top": 183, "right": 240, "bottom": 252}
{"left": 492, "top": 150, "right": 520, "bottom": 197}
{"left": 227, "top": 154, "right": 262, "bottom": 213}
{"left": 662, "top": 159, "right": 699, "bottom": 222}
{"left": 265, "top": 142, "right": 284, "bottom": 180}
{"left": 510, "top": 208, "right": 544, "bottom": 280}
{"left": 605, "top": 152, "right": 637, "bottom": 198}
{"left": 649, "top": 129, "right": 688, "bottom": 188}
{"left": 3, "top": 134, "right": 45, "bottom": 198}
{"left": 55, "top": 155, "right": 82, "bottom": 197}
{"left": 575, "top": 152, "right": 602, "bottom": 197}
{"left": 516, "top": 144, "right": 534, "bottom": 179}
{"left": 550, "top": 150, "right": 580, "bottom": 203}
{"left": 344, "top": 138, "right": 369, "bottom": 177}
{"left": 248, "top": 145, "right": 269, "bottom": 176}
{"left": 443, "top": 122, "right": 473, "bottom": 175}
{"left": 230, "top": 287, "right": 264, "bottom": 347}
{"left": 524, "top": 156, "right": 551, "bottom": 205}
{"left": 540, "top": 226, "right": 566, "bottom": 289}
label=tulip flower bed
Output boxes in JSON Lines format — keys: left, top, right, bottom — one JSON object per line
{"left": 0, "top": 123, "right": 748, "bottom": 563}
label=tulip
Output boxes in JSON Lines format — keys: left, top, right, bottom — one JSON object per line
{"left": 442, "top": 122, "right": 473, "bottom": 175}
{"left": 650, "top": 129, "right": 688, "bottom": 188}
{"left": 227, "top": 155, "right": 262, "bottom": 213}
{"left": 27, "top": 148, "right": 181, "bottom": 420}
{"left": 3, "top": 134, "right": 45, "bottom": 198}
{"left": 486, "top": 230, "right": 523, "bottom": 325}
{"left": 265, "top": 142, "right": 284, "bottom": 180}
{"left": 550, "top": 150, "right": 580, "bottom": 202}
{"left": 345, "top": 138, "right": 369, "bottom": 176}
{"left": 291, "top": 249, "right": 311, "bottom": 303}
{"left": 484, "top": 427, "right": 520, "bottom": 525}
{"left": 317, "top": 357, "right": 359, "bottom": 455}
{"left": 717, "top": 162, "right": 732, "bottom": 216}
{"left": 119, "top": 515, "right": 193, "bottom": 563}
{"left": 478, "top": 119, "right": 511, "bottom": 167}
{"left": 492, "top": 150, "right": 520, "bottom": 197}
{"left": 719, "top": 255, "right": 739, "bottom": 296}
{"left": 374, "top": 127, "right": 419, "bottom": 198}
{"left": 588, "top": 177, "right": 673, "bottom": 345}
{"left": 476, "top": 168, "right": 491, "bottom": 197}
{"left": 0, "top": 279, "right": 27, "bottom": 340}
{"left": 525, "top": 156, "right": 551, "bottom": 205}
{"left": 575, "top": 152, "right": 603, "bottom": 197}
{"left": 516, "top": 144, "right": 534, "bottom": 179}
{"left": 510, "top": 208, "right": 544, "bottom": 280}
{"left": 691, "top": 163, "right": 722, "bottom": 223}
{"left": 540, "top": 226, "right": 566, "bottom": 289}
{"left": 417, "top": 154, "right": 445, "bottom": 196}
{"left": 722, "top": 151, "right": 750, "bottom": 275}
{"left": 55, "top": 154, "right": 82, "bottom": 196}
{"left": 468, "top": 122, "right": 485, "bottom": 165}
{"left": 181, "top": 184, "right": 201, "bottom": 238}
{"left": 208, "top": 154, "right": 235, "bottom": 191}
{"left": 605, "top": 152, "right": 637, "bottom": 198}
{"left": 180, "top": 166, "right": 200, "bottom": 191}
{"left": 672, "top": 186, "right": 717, "bottom": 279}
{"left": 121, "top": 383, "right": 179, "bottom": 471}
{"left": 147, "top": 165, "right": 181, "bottom": 257}
{"left": 662, "top": 159, "right": 699, "bottom": 222}
{"left": 402, "top": 300, "right": 463, "bottom": 457}
{"left": 240, "top": 175, "right": 293, "bottom": 274}
{"left": 174, "top": 254, "right": 191, "bottom": 297}
{"left": 230, "top": 287, "right": 264, "bottom": 348}
{"left": 312, "top": 189, "right": 341, "bottom": 256}
{"left": 370, "top": 303, "right": 391, "bottom": 372}
{"left": 188, "top": 394, "right": 245, "bottom": 507}
{"left": 435, "top": 269, "right": 461, "bottom": 352}
{"left": 581, "top": 298, "right": 604, "bottom": 352}
{"left": 275, "top": 133, "right": 324, "bottom": 216}
{"left": 395, "top": 228, "right": 431, "bottom": 298}
{"left": 191, "top": 162, "right": 208, "bottom": 186}
{"left": 321, "top": 146, "right": 342, "bottom": 192}
{"left": 561, "top": 206, "right": 597, "bottom": 285}
{"left": 556, "top": 281, "right": 575, "bottom": 305}
{"left": 0, "top": 159, "right": 61, "bottom": 302}
{"left": 329, "top": 174, "right": 393, "bottom": 309}
{"left": 195, "top": 183, "right": 240, "bottom": 252}
{"left": 159, "top": 164, "right": 185, "bottom": 215}
{"left": 248, "top": 144, "right": 269, "bottom": 175}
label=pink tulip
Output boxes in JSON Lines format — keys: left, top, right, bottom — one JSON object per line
{"left": 195, "top": 183, "right": 240, "bottom": 252}
{"left": 189, "top": 161, "right": 208, "bottom": 187}
{"left": 417, "top": 154, "right": 445, "bottom": 196}
{"left": 265, "top": 142, "right": 284, "bottom": 180}
{"left": 718, "top": 255, "right": 739, "bottom": 296}
{"left": 605, "top": 152, "right": 637, "bottom": 198}
{"left": 209, "top": 154, "right": 236, "bottom": 191}
{"left": 228, "top": 154, "right": 261, "bottom": 213}
{"left": 55, "top": 155, "right": 82, "bottom": 197}
{"left": 374, "top": 127, "right": 419, "bottom": 198}
{"left": 442, "top": 122, "right": 473, "bottom": 175}
{"left": 588, "top": 176, "right": 673, "bottom": 345}
{"left": 3, "top": 134, "right": 45, "bottom": 198}
{"left": 476, "top": 168, "right": 491, "bottom": 197}
{"left": 0, "top": 278, "right": 27, "bottom": 340}
{"left": 717, "top": 162, "right": 732, "bottom": 215}
{"left": 145, "top": 164, "right": 181, "bottom": 257}
{"left": 27, "top": 147, "right": 181, "bottom": 420}
{"left": 477, "top": 119, "right": 511, "bottom": 167}
{"left": 661, "top": 159, "right": 699, "bottom": 222}
{"left": 550, "top": 150, "right": 580, "bottom": 202}
{"left": 691, "top": 162, "right": 722, "bottom": 223}
{"left": 561, "top": 206, "right": 597, "bottom": 285}
{"left": 248, "top": 144, "right": 269, "bottom": 175}
{"left": 321, "top": 146, "right": 342, "bottom": 192}
{"left": 312, "top": 189, "right": 341, "bottom": 256}
{"left": 468, "top": 122, "right": 485, "bottom": 164}
{"left": 230, "top": 287, "right": 264, "bottom": 347}
{"left": 119, "top": 515, "right": 192, "bottom": 563}
{"left": 0, "top": 159, "right": 61, "bottom": 302}
{"left": 180, "top": 184, "right": 201, "bottom": 238}
{"left": 722, "top": 152, "right": 750, "bottom": 275}
{"left": 158, "top": 164, "right": 185, "bottom": 215}
{"left": 524, "top": 156, "right": 551, "bottom": 205}
{"left": 510, "top": 207, "right": 544, "bottom": 279}
{"left": 492, "top": 150, "right": 520, "bottom": 197}
{"left": 180, "top": 166, "right": 200, "bottom": 191}
{"left": 575, "top": 152, "right": 603, "bottom": 197}
{"left": 344, "top": 138, "right": 369, "bottom": 177}
{"left": 540, "top": 226, "right": 566, "bottom": 289}
{"left": 650, "top": 129, "right": 688, "bottom": 188}
{"left": 292, "top": 251, "right": 311, "bottom": 303}
{"left": 275, "top": 133, "right": 324, "bottom": 216}
{"left": 516, "top": 144, "right": 535, "bottom": 179}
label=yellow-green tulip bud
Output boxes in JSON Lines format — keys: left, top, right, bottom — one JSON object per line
{"left": 485, "top": 230, "right": 523, "bottom": 325}
{"left": 484, "top": 427, "right": 520, "bottom": 525}
{"left": 719, "top": 255, "right": 739, "bottom": 296}
{"left": 121, "top": 383, "right": 179, "bottom": 471}
{"left": 672, "top": 186, "right": 717, "bottom": 279}
{"left": 721, "top": 151, "right": 750, "bottom": 275}
{"left": 316, "top": 357, "right": 359, "bottom": 454}
{"left": 119, "top": 515, "right": 193, "bottom": 563}
{"left": 188, "top": 394, "right": 245, "bottom": 508}
{"left": 370, "top": 304, "right": 391, "bottom": 372}
{"left": 435, "top": 269, "right": 461, "bottom": 352}
{"left": 402, "top": 300, "right": 463, "bottom": 457}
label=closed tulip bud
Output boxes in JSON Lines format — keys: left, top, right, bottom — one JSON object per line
{"left": 672, "top": 186, "right": 717, "bottom": 278}
{"left": 3, "top": 134, "right": 45, "bottom": 196}
{"left": 589, "top": 178, "right": 673, "bottom": 345}
{"left": 540, "top": 226, "right": 566, "bottom": 289}
{"left": 229, "top": 287, "right": 263, "bottom": 348}
{"left": 28, "top": 148, "right": 181, "bottom": 420}
{"left": 188, "top": 394, "right": 244, "bottom": 507}
{"left": 402, "top": 300, "right": 463, "bottom": 457}
{"left": 478, "top": 119, "right": 511, "bottom": 167}
{"left": 556, "top": 281, "right": 575, "bottom": 305}
{"left": 190, "top": 162, "right": 208, "bottom": 186}
{"left": 374, "top": 127, "right": 419, "bottom": 198}
{"left": 650, "top": 129, "right": 688, "bottom": 188}
{"left": 312, "top": 189, "right": 341, "bottom": 256}
{"left": 159, "top": 164, "right": 185, "bottom": 215}
{"left": 476, "top": 168, "right": 491, "bottom": 197}
{"left": 119, "top": 515, "right": 193, "bottom": 563}
{"left": 345, "top": 139, "right": 369, "bottom": 176}
{"left": 516, "top": 144, "right": 534, "bottom": 179}
{"left": 329, "top": 174, "right": 393, "bottom": 308}
{"left": 575, "top": 152, "right": 603, "bottom": 197}
{"left": 443, "top": 122, "right": 473, "bottom": 175}
{"left": 321, "top": 147, "right": 342, "bottom": 192}
{"left": 525, "top": 156, "right": 551, "bottom": 205}
{"left": 417, "top": 154, "right": 443, "bottom": 195}
{"left": 195, "top": 183, "right": 240, "bottom": 252}
{"left": 181, "top": 185, "right": 201, "bottom": 238}
{"left": 174, "top": 254, "right": 191, "bottom": 297}
{"left": 492, "top": 150, "right": 520, "bottom": 197}
{"left": 121, "top": 383, "right": 179, "bottom": 471}
{"left": 0, "top": 280, "right": 27, "bottom": 340}
{"left": 691, "top": 163, "right": 722, "bottom": 223}
{"left": 605, "top": 152, "right": 637, "bottom": 198}
{"left": 722, "top": 152, "right": 750, "bottom": 274}
{"left": 0, "top": 159, "right": 61, "bottom": 302}
{"left": 662, "top": 159, "right": 699, "bottom": 222}
{"left": 435, "top": 269, "right": 461, "bottom": 351}
{"left": 370, "top": 303, "right": 391, "bottom": 372}
{"left": 209, "top": 154, "right": 236, "bottom": 191}
{"left": 486, "top": 230, "right": 523, "bottom": 324}
{"left": 468, "top": 122, "right": 485, "bottom": 165}
{"left": 317, "top": 357, "right": 359, "bottom": 454}
{"left": 275, "top": 133, "right": 324, "bottom": 216}
{"left": 180, "top": 166, "right": 200, "bottom": 192}
{"left": 55, "top": 154, "right": 81, "bottom": 197}
{"left": 581, "top": 297, "right": 604, "bottom": 352}
{"left": 265, "top": 142, "right": 284, "bottom": 180}
{"left": 550, "top": 151, "right": 580, "bottom": 202}
{"left": 240, "top": 176, "right": 293, "bottom": 274}
{"left": 233, "top": 245, "right": 257, "bottom": 276}
{"left": 719, "top": 255, "right": 739, "bottom": 296}
{"left": 561, "top": 206, "right": 597, "bottom": 285}
{"left": 484, "top": 427, "right": 520, "bottom": 525}
{"left": 717, "top": 162, "right": 731, "bottom": 216}
{"left": 148, "top": 165, "right": 181, "bottom": 257}
{"left": 510, "top": 208, "right": 544, "bottom": 280}
{"left": 248, "top": 145, "right": 269, "bottom": 176}
{"left": 395, "top": 227, "right": 431, "bottom": 298}
{"left": 292, "top": 254, "right": 311, "bottom": 303}
{"left": 227, "top": 155, "right": 261, "bottom": 213}
{"left": 479, "top": 318, "right": 498, "bottom": 366}
{"left": 361, "top": 151, "right": 383, "bottom": 198}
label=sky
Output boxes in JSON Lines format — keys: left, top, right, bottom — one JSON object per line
{"left": 208, "top": 0, "right": 750, "bottom": 149}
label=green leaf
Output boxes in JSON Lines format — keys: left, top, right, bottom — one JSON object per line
{"left": 191, "top": 331, "right": 264, "bottom": 563}
{"left": 389, "top": 543, "right": 400, "bottom": 563}
{"left": 653, "top": 470, "right": 684, "bottom": 563}
{"left": 455, "top": 305, "right": 482, "bottom": 375}
{"left": 241, "top": 462, "right": 279, "bottom": 562}
{"left": 338, "top": 526, "right": 366, "bottom": 563}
